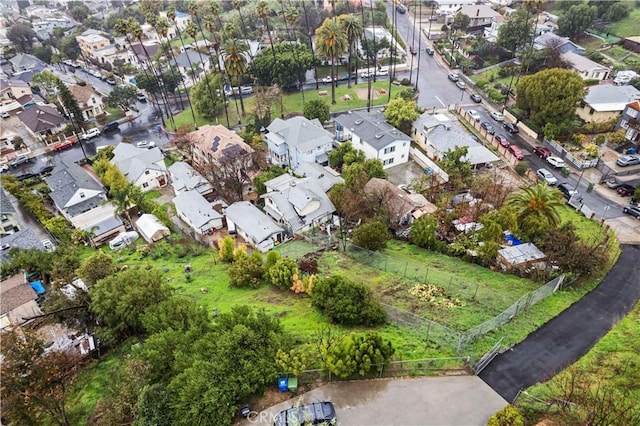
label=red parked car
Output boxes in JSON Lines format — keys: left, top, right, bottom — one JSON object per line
{"left": 617, "top": 184, "right": 636, "bottom": 196}
{"left": 53, "top": 138, "right": 77, "bottom": 151}
{"left": 508, "top": 145, "right": 525, "bottom": 160}
{"left": 495, "top": 134, "right": 510, "bottom": 148}
{"left": 533, "top": 146, "right": 552, "bottom": 159}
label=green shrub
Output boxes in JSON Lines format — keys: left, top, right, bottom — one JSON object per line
{"left": 311, "top": 275, "right": 386, "bottom": 326}
{"left": 400, "top": 78, "right": 411, "bottom": 86}
{"left": 267, "top": 257, "right": 298, "bottom": 291}
{"left": 515, "top": 162, "right": 528, "bottom": 176}
{"left": 487, "top": 405, "right": 524, "bottom": 426}
{"left": 351, "top": 221, "right": 389, "bottom": 251}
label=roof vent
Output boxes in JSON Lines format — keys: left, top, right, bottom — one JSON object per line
{"left": 290, "top": 181, "right": 296, "bottom": 187}
{"left": 350, "top": 127, "right": 355, "bottom": 131}
{"left": 355, "top": 119, "right": 363, "bottom": 125}
{"left": 375, "top": 133, "right": 384, "bottom": 139}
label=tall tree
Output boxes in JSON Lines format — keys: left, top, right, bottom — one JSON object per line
{"left": 105, "top": 85, "right": 139, "bottom": 113}
{"left": 190, "top": 71, "right": 224, "bottom": 119}
{"left": 508, "top": 182, "right": 563, "bottom": 229}
{"left": 558, "top": 3, "right": 597, "bottom": 39}
{"left": 7, "top": 23, "right": 37, "bottom": 52}
{"left": 250, "top": 42, "right": 313, "bottom": 90}
{"left": 151, "top": 15, "right": 189, "bottom": 113}
{"left": 315, "top": 18, "right": 347, "bottom": 105}
{"left": 516, "top": 68, "right": 585, "bottom": 128}
{"left": 56, "top": 78, "right": 84, "bottom": 125}
{"left": 221, "top": 38, "right": 249, "bottom": 115}
{"left": 496, "top": 8, "right": 534, "bottom": 53}
{"left": 339, "top": 13, "right": 363, "bottom": 89}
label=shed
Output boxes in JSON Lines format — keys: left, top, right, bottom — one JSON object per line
{"left": 497, "top": 243, "right": 545, "bottom": 270}
{"left": 135, "top": 214, "right": 170, "bottom": 243}
{"left": 1, "top": 274, "right": 43, "bottom": 329}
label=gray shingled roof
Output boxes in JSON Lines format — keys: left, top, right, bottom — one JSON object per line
{"left": 17, "top": 105, "right": 65, "bottom": 134}
{"left": 174, "top": 49, "right": 208, "bottom": 68}
{"left": 173, "top": 190, "right": 222, "bottom": 229}
{"left": 0, "top": 185, "right": 16, "bottom": 214}
{"left": 334, "top": 109, "right": 411, "bottom": 151}
{"left": 111, "top": 144, "right": 166, "bottom": 184}
{"left": 0, "top": 227, "right": 44, "bottom": 263}
{"left": 293, "top": 162, "right": 344, "bottom": 192}
{"left": 45, "top": 161, "right": 105, "bottom": 217}
{"left": 584, "top": 84, "right": 640, "bottom": 111}
{"left": 427, "top": 123, "right": 499, "bottom": 165}
{"left": 267, "top": 116, "right": 334, "bottom": 153}
{"left": 225, "top": 201, "right": 283, "bottom": 244}
{"left": 168, "top": 161, "right": 212, "bottom": 194}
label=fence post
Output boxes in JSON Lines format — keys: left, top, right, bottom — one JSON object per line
{"left": 425, "top": 321, "right": 432, "bottom": 342}
{"left": 473, "top": 283, "right": 479, "bottom": 300}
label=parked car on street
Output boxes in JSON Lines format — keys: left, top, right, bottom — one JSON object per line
{"left": 481, "top": 121, "right": 495, "bottom": 135}
{"left": 447, "top": 72, "right": 459, "bottom": 82}
{"left": 470, "top": 93, "right": 482, "bottom": 103}
{"left": 10, "top": 154, "right": 30, "bottom": 167}
{"left": 605, "top": 178, "right": 622, "bottom": 189}
{"left": 467, "top": 109, "right": 481, "bottom": 122}
{"left": 274, "top": 401, "right": 336, "bottom": 426}
{"left": 489, "top": 111, "right": 504, "bottom": 122}
{"left": 136, "top": 140, "right": 156, "bottom": 149}
{"left": 360, "top": 71, "right": 373, "bottom": 79}
{"left": 456, "top": 80, "right": 466, "bottom": 90}
{"left": 533, "top": 146, "right": 552, "bottom": 158}
{"left": 82, "top": 128, "right": 101, "bottom": 140}
{"left": 616, "top": 154, "right": 640, "bottom": 167}
{"left": 0, "top": 111, "right": 9, "bottom": 118}
{"left": 537, "top": 168, "right": 557, "bottom": 185}
{"left": 546, "top": 156, "right": 565, "bottom": 168}
{"left": 54, "top": 139, "right": 77, "bottom": 151}
{"left": 503, "top": 122, "right": 519, "bottom": 133}
{"left": 557, "top": 183, "right": 582, "bottom": 201}
{"left": 508, "top": 144, "right": 524, "bottom": 160}
{"left": 617, "top": 184, "right": 636, "bottom": 196}
{"left": 493, "top": 134, "right": 508, "bottom": 148}
{"left": 39, "top": 165, "right": 54, "bottom": 176}
{"left": 102, "top": 121, "right": 120, "bottom": 133}
{"left": 375, "top": 69, "right": 388, "bottom": 77}
{"left": 0, "top": 164, "right": 8, "bottom": 173}
{"left": 426, "top": 47, "right": 434, "bottom": 56}
{"left": 322, "top": 75, "right": 336, "bottom": 83}
{"left": 622, "top": 204, "right": 640, "bottom": 219}
{"left": 410, "top": 45, "right": 417, "bottom": 55}
{"left": 136, "top": 93, "right": 147, "bottom": 102}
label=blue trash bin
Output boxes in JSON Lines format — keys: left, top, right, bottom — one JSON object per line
{"left": 278, "top": 377, "right": 289, "bottom": 392}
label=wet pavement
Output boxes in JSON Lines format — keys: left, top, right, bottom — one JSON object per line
{"left": 240, "top": 376, "right": 507, "bottom": 426}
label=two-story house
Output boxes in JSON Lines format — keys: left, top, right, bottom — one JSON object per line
{"left": 110, "top": 144, "right": 168, "bottom": 192}
{"left": 174, "top": 49, "right": 210, "bottom": 85}
{"left": 577, "top": 84, "right": 640, "bottom": 123}
{"left": 433, "top": 0, "right": 476, "bottom": 16}
{"left": 168, "top": 161, "right": 213, "bottom": 197}
{"left": 129, "top": 43, "right": 160, "bottom": 70}
{"left": 76, "top": 33, "right": 111, "bottom": 61}
{"left": 70, "top": 84, "right": 104, "bottom": 121}
{"left": 334, "top": 109, "right": 411, "bottom": 169}
{"left": 457, "top": 5, "right": 502, "bottom": 28}
{"left": 0, "top": 79, "right": 32, "bottom": 115}
{"left": 616, "top": 100, "right": 640, "bottom": 147}
{"left": 265, "top": 116, "right": 334, "bottom": 168}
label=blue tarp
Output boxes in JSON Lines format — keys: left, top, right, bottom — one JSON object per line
{"left": 29, "top": 280, "right": 45, "bottom": 295}
{"left": 505, "top": 234, "right": 522, "bottom": 246}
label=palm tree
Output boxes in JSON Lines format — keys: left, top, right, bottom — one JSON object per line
{"left": 256, "top": 1, "right": 275, "bottom": 50}
{"left": 232, "top": 0, "right": 254, "bottom": 61}
{"left": 315, "top": 18, "right": 347, "bottom": 105}
{"left": 508, "top": 183, "right": 563, "bottom": 228}
{"left": 339, "top": 14, "right": 363, "bottom": 89}
{"left": 300, "top": 0, "right": 319, "bottom": 90}
{"left": 151, "top": 15, "right": 186, "bottom": 112}
{"left": 281, "top": 3, "right": 305, "bottom": 104}
{"left": 222, "top": 39, "right": 249, "bottom": 115}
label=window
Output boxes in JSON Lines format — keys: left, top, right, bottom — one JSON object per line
{"left": 142, "top": 182, "right": 149, "bottom": 188}
{"left": 589, "top": 108, "right": 595, "bottom": 115}
{"left": 403, "top": 142, "right": 407, "bottom": 146}
{"left": 384, "top": 146, "right": 396, "bottom": 154}
{"left": 145, "top": 170, "right": 150, "bottom": 175}
{"left": 383, "top": 158, "right": 394, "bottom": 166}
{"left": 79, "top": 192, "right": 85, "bottom": 198}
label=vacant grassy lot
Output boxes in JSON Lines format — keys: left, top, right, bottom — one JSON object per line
{"left": 171, "top": 80, "right": 395, "bottom": 131}
{"left": 608, "top": 8, "right": 640, "bottom": 38}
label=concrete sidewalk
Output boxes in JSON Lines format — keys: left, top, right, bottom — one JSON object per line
{"left": 239, "top": 376, "right": 507, "bottom": 426}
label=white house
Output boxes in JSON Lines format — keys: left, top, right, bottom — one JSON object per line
{"left": 174, "top": 49, "right": 211, "bottom": 85}
{"left": 173, "top": 190, "right": 223, "bottom": 236}
{"left": 265, "top": 116, "right": 334, "bottom": 168}
{"left": 225, "top": 201, "right": 285, "bottom": 252}
{"left": 69, "top": 84, "right": 104, "bottom": 121}
{"left": 433, "top": 0, "right": 477, "bottom": 15}
{"left": 562, "top": 51, "right": 611, "bottom": 81}
{"left": 334, "top": 109, "right": 412, "bottom": 169}
{"left": 457, "top": 5, "right": 502, "bottom": 28}
{"left": 168, "top": 161, "right": 213, "bottom": 196}
{"left": 111, "top": 144, "right": 168, "bottom": 192}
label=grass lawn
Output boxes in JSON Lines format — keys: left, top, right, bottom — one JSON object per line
{"left": 469, "top": 68, "right": 514, "bottom": 104}
{"left": 170, "top": 80, "right": 396, "bottom": 131}
{"left": 608, "top": 8, "right": 640, "bottom": 38}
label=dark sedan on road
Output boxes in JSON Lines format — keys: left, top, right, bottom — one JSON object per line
{"left": 481, "top": 122, "right": 495, "bottom": 135}
{"left": 622, "top": 205, "right": 640, "bottom": 219}
{"left": 503, "top": 122, "right": 519, "bottom": 133}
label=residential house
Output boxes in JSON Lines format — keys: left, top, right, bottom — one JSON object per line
{"left": 129, "top": 43, "right": 160, "bottom": 70}
{"left": 0, "top": 126, "right": 19, "bottom": 158}
{"left": 334, "top": 109, "right": 412, "bottom": 169}
{"left": 224, "top": 201, "right": 285, "bottom": 252}
{"left": 0, "top": 274, "right": 43, "bottom": 330}
{"left": 622, "top": 36, "right": 640, "bottom": 54}
{"left": 93, "top": 43, "right": 129, "bottom": 68}
{"left": 173, "top": 190, "right": 223, "bottom": 236}
{"left": 616, "top": 100, "right": 640, "bottom": 146}
{"left": 360, "top": 27, "right": 405, "bottom": 59}
{"left": 69, "top": 84, "right": 104, "bottom": 121}
{"left": 188, "top": 125, "right": 257, "bottom": 197}
{"left": 0, "top": 79, "right": 32, "bottom": 114}
{"left": 9, "top": 53, "right": 45, "bottom": 73}
{"left": 433, "top": 0, "right": 476, "bottom": 16}
{"left": 262, "top": 162, "right": 343, "bottom": 194}
{"left": 111, "top": 144, "right": 168, "bottom": 192}
{"left": 136, "top": 214, "right": 170, "bottom": 243}
{"left": 16, "top": 105, "right": 66, "bottom": 141}
{"left": 168, "top": 161, "right": 213, "bottom": 197}
{"left": 533, "top": 33, "right": 585, "bottom": 55}
{"left": 0, "top": 185, "right": 19, "bottom": 237}
{"left": 261, "top": 171, "right": 338, "bottom": 235}
{"left": 76, "top": 33, "right": 111, "bottom": 61}
{"left": 364, "top": 178, "right": 437, "bottom": 226}
{"left": 562, "top": 51, "right": 610, "bottom": 81}
{"left": 32, "top": 18, "right": 73, "bottom": 38}
{"left": 44, "top": 161, "right": 106, "bottom": 221}
{"left": 457, "top": 5, "right": 501, "bottom": 28}
{"left": 577, "top": 84, "right": 640, "bottom": 123}
{"left": 497, "top": 243, "right": 545, "bottom": 270}
{"left": 174, "top": 49, "right": 210, "bottom": 85}
{"left": 412, "top": 113, "right": 500, "bottom": 167}
{"left": 265, "top": 116, "right": 334, "bottom": 168}
{"left": 159, "top": 10, "right": 191, "bottom": 33}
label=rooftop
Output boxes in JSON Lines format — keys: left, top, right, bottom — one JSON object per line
{"left": 584, "top": 84, "right": 640, "bottom": 112}
{"left": 334, "top": 109, "right": 411, "bottom": 151}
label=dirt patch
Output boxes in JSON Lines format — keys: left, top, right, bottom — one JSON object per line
{"left": 354, "top": 87, "right": 381, "bottom": 100}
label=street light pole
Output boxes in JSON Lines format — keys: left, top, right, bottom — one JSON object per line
{"left": 427, "top": 5, "right": 435, "bottom": 41}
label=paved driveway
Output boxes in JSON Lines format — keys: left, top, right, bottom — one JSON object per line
{"left": 240, "top": 376, "right": 507, "bottom": 426}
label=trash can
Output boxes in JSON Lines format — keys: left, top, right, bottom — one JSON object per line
{"left": 277, "top": 377, "right": 289, "bottom": 392}
{"left": 287, "top": 377, "right": 298, "bottom": 393}
{"left": 587, "top": 182, "right": 595, "bottom": 193}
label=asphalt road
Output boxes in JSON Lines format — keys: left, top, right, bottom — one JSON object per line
{"left": 479, "top": 244, "right": 640, "bottom": 403}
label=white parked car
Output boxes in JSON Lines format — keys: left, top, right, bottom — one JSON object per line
{"left": 0, "top": 111, "right": 9, "bottom": 118}
{"left": 536, "top": 168, "right": 557, "bottom": 186}
{"left": 0, "top": 164, "right": 8, "bottom": 173}
{"left": 546, "top": 156, "right": 565, "bottom": 168}
{"left": 489, "top": 111, "right": 504, "bottom": 122}
{"left": 360, "top": 71, "right": 373, "bottom": 79}
{"left": 82, "top": 128, "right": 101, "bottom": 140}
{"left": 467, "top": 109, "right": 481, "bottom": 122}
{"left": 376, "top": 68, "right": 389, "bottom": 76}
{"left": 109, "top": 231, "right": 140, "bottom": 250}
{"left": 322, "top": 75, "right": 335, "bottom": 83}
{"left": 136, "top": 140, "right": 156, "bottom": 149}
